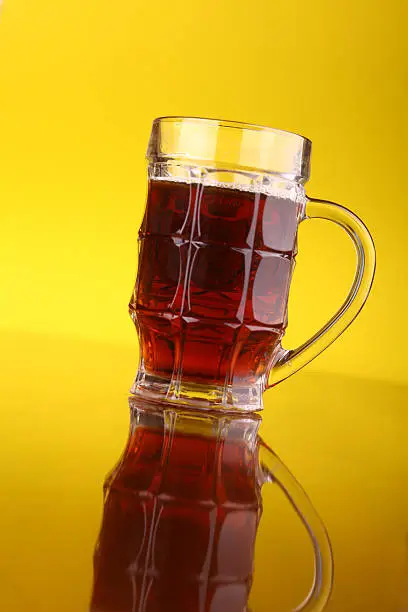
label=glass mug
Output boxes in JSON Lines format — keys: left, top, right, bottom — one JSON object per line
{"left": 129, "top": 116, "right": 375, "bottom": 412}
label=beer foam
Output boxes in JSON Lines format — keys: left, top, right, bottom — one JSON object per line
{"left": 150, "top": 174, "right": 306, "bottom": 203}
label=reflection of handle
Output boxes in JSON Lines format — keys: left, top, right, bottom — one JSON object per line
{"left": 268, "top": 197, "right": 376, "bottom": 387}
{"left": 258, "top": 440, "right": 333, "bottom": 612}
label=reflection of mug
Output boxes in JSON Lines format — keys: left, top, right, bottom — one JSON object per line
{"left": 90, "top": 399, "right": 332, "bottom": 612}
{"left": 129, "top": 117, "right": 375, "bottom": 411}
{"left": 91, "top": 406, "right": 262, "bottom": 612}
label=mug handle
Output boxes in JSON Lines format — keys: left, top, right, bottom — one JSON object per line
{"left": 258, "top": 440, "right": 333, "bottom": 612}
{"left": 267, "top": 197, "right": 376, "bottom": 388}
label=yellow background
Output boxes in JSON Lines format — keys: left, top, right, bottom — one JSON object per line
{"left": 0, "top": 0, "right": 407, "bottom": 610}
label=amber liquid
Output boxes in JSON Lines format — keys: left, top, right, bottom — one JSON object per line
{"left": 91, "top": 423, "right": 261, "bottom": 612}
{"left": 130, "top": 179, "right": 300, "bottom": 388}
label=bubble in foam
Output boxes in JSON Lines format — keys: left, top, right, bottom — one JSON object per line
{"left": 150, "top": 174, "right": 306, "bottom": 203}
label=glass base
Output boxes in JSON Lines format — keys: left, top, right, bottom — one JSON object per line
{"left": 130, "top": 366, "right": 265, "bottom": 413}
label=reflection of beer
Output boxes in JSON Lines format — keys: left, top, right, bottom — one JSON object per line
{"left": 90, "top": 411, "right": 262, "bottom": 611}
{"left": 130, "top": 178, "right": 300, "bottom": 388}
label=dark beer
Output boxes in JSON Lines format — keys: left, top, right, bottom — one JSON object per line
{"left": 130, "top": 179, "right": 300, "bottom": 388}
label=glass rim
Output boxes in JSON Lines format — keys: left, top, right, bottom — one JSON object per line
{"left": 152, "top": 115, "right": 312, "bottom": 147}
